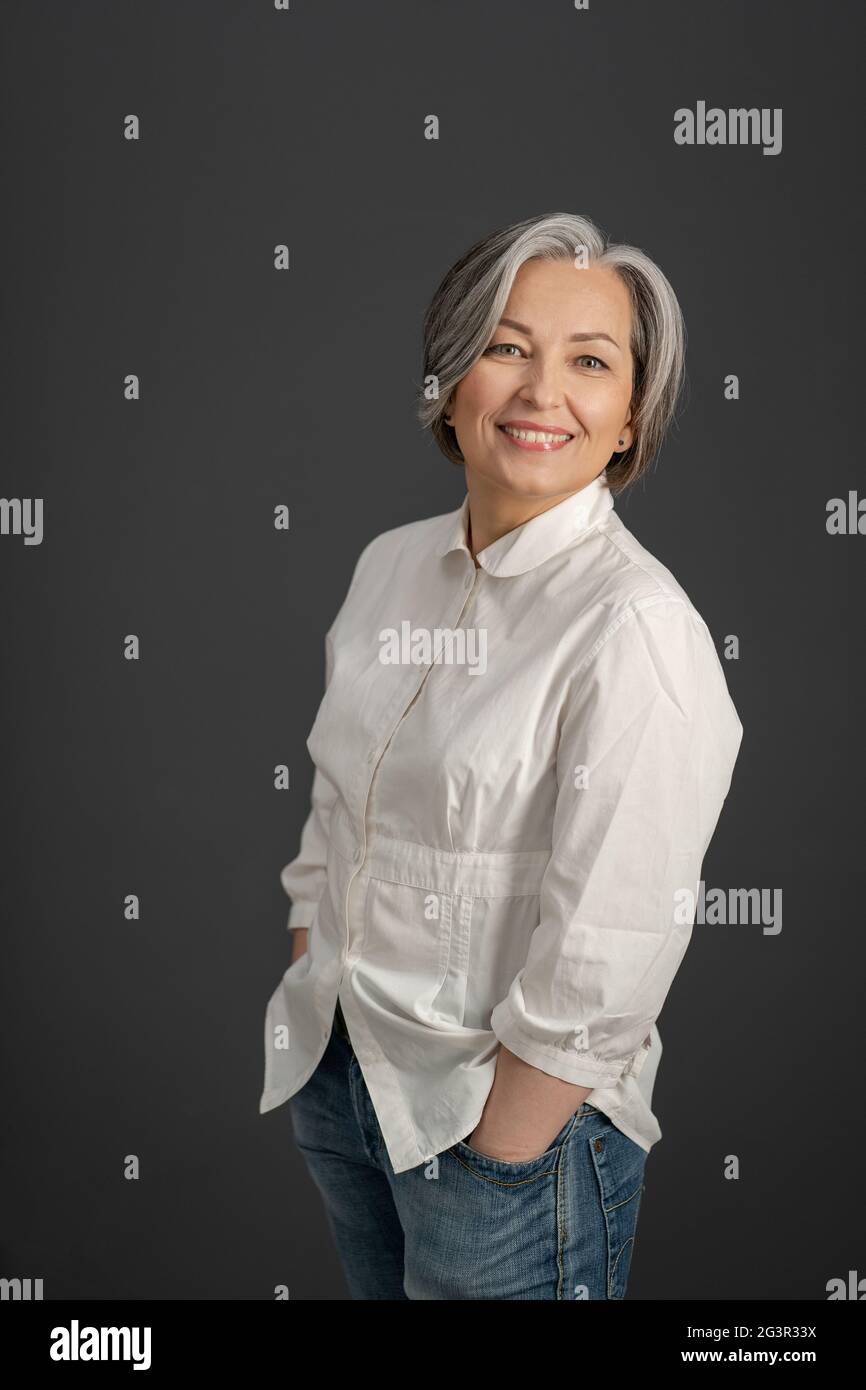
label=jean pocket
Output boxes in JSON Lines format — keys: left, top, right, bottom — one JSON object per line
{"left": 587, "top": 1122, "right": 647, "bottom": 1299}
{"left": 449, "top": 1104, "right": 593, "bottom": 1184}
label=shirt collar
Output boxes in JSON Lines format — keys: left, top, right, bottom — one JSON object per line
{"left": 435, "top": 473, "right": 614, "bottom": 577}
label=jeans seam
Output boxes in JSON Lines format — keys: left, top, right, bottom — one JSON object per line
{"left": 555, "top": 1143, "right": 566, "bottom": 1300}
{"left": 555, "top": 1110, "right": 582, "bottom": 1299}
{"left": 347, "top": 1055, "right": 381, "bottom": 1166}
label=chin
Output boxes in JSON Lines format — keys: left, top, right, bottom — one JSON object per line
{"left": 497, "top": 462, "right": 579, "bottom": 498}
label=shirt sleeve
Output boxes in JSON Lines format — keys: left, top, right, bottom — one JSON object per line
{"left": 278, "top": 536, "right": 377, "bottom": 932}
{"left": 489, "top": 597, "right": 744, "bottom": 1089}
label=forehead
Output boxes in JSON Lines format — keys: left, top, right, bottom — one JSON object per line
{"left": 506, "top": 259, "right": 632, "bottom": 333}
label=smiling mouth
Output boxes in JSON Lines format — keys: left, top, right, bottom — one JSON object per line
{"left": 498, "top": 423, "right": 574, "bottom": 451}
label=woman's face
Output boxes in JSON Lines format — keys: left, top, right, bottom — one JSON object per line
{"left": 446, "top": 258, "right": 635, "bottom": 501}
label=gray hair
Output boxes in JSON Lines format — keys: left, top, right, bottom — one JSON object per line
{"left": 417, "top": 212, "right": 686, "bottom": 493}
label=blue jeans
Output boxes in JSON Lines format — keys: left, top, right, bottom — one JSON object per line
{"left": 288, "top": 1003, "right": 648, "bottom": 1300}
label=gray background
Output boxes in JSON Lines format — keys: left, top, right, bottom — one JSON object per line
{"left": 1, "top": 0, "right": 862, "bottom": 1299}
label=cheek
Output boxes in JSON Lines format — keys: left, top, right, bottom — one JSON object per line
{"left": 574, "top": 384, "right": 629, "bottom": 433}
{"left": 457, "top": 367, "right": 508, "bottom": 420}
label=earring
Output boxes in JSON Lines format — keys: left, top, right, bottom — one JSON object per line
{"left": 618, "top": 438, "right": 624, "bottom": 446}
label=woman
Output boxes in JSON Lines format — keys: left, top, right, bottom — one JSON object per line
{"left": 260, "top": 211, "right": 744, "bottom": 1300}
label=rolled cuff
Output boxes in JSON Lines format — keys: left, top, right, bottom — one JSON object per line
{"left": 286, "top": 900, "right": 319, "bottom": 931}
{"left": 489, "top": 997, "right": 635, "bottom": 1090}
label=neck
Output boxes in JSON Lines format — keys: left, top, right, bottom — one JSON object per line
{"left": 465, "top": 472, "right": 586, "bottom": 561}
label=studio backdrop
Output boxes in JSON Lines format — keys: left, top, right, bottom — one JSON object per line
{"left": 1, "top": 0, "right": 863, "bottom": 1303}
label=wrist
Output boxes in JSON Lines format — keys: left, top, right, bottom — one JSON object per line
{"left": 466, "top": 1122, "right": 547, "bottom": 1163}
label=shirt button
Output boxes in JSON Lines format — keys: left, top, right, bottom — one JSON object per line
{"left": 465, "top": 573, "right": 473, "bottom": 588}
{"left": 352, "top": 847, "right": 362, "bottom": 863}
{"left": 366, "top": 747, "right": 377, "bottom": 763}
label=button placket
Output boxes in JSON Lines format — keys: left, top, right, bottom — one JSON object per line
{"left": 343, "top": 565, "right": 482, "bottom": 921}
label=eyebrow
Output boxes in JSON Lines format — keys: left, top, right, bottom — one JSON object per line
{"left": 497, "top": 317, "right": 622, "bottom": 351}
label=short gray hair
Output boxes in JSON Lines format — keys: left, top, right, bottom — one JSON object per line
{"left": 417, "top": 212, "right": 686, "bottom": 493}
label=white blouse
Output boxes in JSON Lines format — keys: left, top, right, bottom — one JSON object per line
{"left": 260, "top": 473, "right": 743, "bottom": 1174}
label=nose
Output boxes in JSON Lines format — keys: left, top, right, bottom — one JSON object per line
{"left": 517, "top": 354, "right": 570, "bottom": 412}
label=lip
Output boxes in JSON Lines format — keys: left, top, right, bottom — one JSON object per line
{"left": 498, "top": 420, "right": 574, "bottom": 453}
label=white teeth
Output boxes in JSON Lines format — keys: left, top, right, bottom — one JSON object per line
{"left": 501, "top": 425, "right": 572, "bottom": 443}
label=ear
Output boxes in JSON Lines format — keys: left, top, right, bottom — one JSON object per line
{"left": 616, "top": 415, "right": 634, "bottom": 451}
